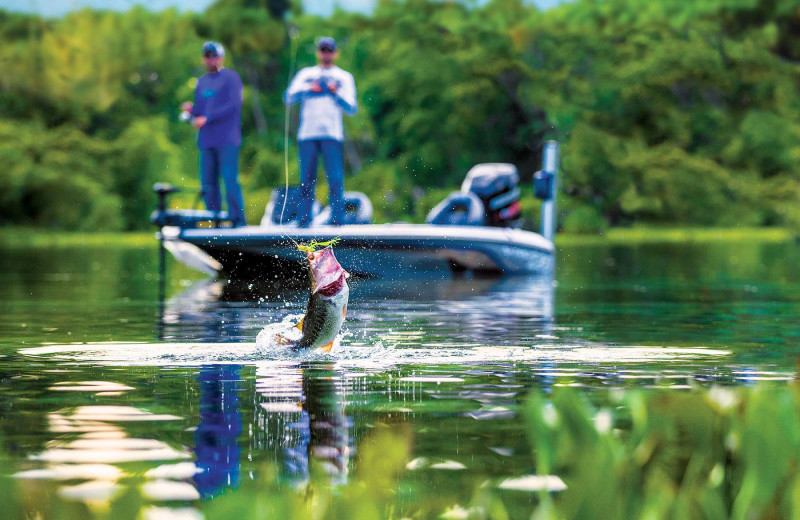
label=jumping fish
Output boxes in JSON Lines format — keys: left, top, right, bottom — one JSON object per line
{"left": 279, "top": 245, "right": 349, "bottom": 352}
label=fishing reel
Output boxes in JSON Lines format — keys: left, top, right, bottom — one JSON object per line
{"left": 179, "top": 111, "right": 195, "bottom": 124}
{"left": 315, "top": 76, "right": 337, "bottom": 93}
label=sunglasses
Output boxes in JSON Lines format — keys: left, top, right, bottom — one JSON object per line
{"left": 318, "top": 47, "right": 335, "bottom": 53}
{"left": 203, "top": 52, "right": 219, "bottom": 58}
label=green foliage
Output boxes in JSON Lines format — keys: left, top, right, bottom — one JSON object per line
{"left": 517, "top": 192, "right": 542, "bottom": 231}
{"left": 0, "top": 117, "right": 184, "bottom": 231}
{"left": 349, "top": 162, "right": 418, "bottom": 223}
{"left": 347, "top": 0, "right": 537, "bottom": 185}
{"left": 562, "top": 205, "right": 606, "bottom": 234}
{"left": 522, "top": 386, "right": 800, "bottom": 519}
{"left": 0, "top": 120, "right": 123, "bottom": 230}
{"left": 2, "top": 0, "right": 800, "bottom": 230}
{"left": 199, "top": 0, "right": 287, "bottom": 56}
{"left": 109, "top": 117, "right": 184, "bottom": 230}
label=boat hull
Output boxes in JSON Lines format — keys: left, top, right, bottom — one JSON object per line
{"left": 168, "top": 223, "right": 554, "bottom": 280}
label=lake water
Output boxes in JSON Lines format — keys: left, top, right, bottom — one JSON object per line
{"left": 1, "top": 236, "right": 799, "bottom": 517}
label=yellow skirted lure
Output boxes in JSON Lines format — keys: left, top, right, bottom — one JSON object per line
{"left": 296, "top": 237, "right": 341, "bottom": 254}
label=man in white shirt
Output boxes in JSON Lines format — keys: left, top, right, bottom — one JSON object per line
{"left": 284, "top": 37, "right": 358, "bottom": 227}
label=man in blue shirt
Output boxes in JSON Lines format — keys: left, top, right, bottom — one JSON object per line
{"left": 182, "top": 41, "right": 247, "bottom": 227}
{"left": 284, "top": 37, "right": 357, "bottom": 227}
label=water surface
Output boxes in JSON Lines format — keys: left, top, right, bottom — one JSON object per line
{"left": 1, "top": 237, "right": 798, "bottom": 516}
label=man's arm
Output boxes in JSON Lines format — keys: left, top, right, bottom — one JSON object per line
{"left": 333, "top": 71, "right": 357, "bottom": 116}
{"left": 283, "top": 69, "right": 309, "bottom": 105}
{"left": 203, "top": 71, "right": 243, "bottom": 123}
{"left": 190, "top": 79, "right": 203, "bottom": 117}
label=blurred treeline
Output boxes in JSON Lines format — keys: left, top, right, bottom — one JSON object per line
{"left": 1, "top": 0, "right": 799, "bottom": 231}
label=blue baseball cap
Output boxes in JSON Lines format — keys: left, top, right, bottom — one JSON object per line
{"left": 202, "top": 41, "right": 225, "bottom": 58}
{"left": 316, "top": 37, "right": 337, "bottom": 51}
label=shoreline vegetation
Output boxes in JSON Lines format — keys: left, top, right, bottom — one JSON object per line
{"left": 1, "top": 226, "right": 796, "bottom": 249}
{"left": 1, "top": 0, "right": 799, "bottom": 233}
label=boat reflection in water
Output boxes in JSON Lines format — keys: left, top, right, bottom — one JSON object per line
{"left": 157, "top": 271, "right": 556, "bottom": 345}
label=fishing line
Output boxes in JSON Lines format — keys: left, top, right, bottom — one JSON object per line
{"left": 271, "top": 23, "right": 305, "bottom": 256}
{"left": 281, "top": 25, "right": 299, "bottom": 239}
{"left": 278, "top": 27, "right": 335, "bottom": 255}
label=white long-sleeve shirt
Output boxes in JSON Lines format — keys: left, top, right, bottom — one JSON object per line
{"left": 283, "top": 65, "right": 357, "bottom": 142}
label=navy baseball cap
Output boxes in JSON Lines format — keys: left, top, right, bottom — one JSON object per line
{"left": 202, "top": 41, "right": 225, "bottom": 58}
{"left": 316, "top": 37, "right": 337, "bottom": 51}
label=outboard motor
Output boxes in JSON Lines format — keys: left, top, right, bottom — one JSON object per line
{"left": 461, "top": 163, "right": 521, "bottom": 228}
{"left": 425, "top": 192, "right": 485, "bottom": 226}
{"left": 314, "top": 191, "right": 373, "bottom": 226}
{"left": 261, "top": 186, "right": 321, "bottom": 227}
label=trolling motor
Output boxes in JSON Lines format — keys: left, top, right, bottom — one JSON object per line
{"left": 152, "top": 183, "right": 183, "bottom": 302}
{"left": 152, "top": 183, "right": 224, "bottom": 291}
{"left": 154, "top": 182, "right": 181, "bottom": 214}
{"left": 150, "top": 183, "right": 231, "bottom": 229}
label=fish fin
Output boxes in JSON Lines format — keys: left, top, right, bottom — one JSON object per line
{"left": 295, "top": 316, "right": 305, "bottom": 331}
{"left": 318, "top": 341, "right": 334, "bottom": 353}
{"left": 274, "top": 333, "right": 294, "bottom": 346}
{"left": 342, "top": 304, "right": 347, "bottom": 319}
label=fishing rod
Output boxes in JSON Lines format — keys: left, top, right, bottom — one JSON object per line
{"left": 279, "top": 25, "right": 339, "bottom": 255}
{"left": 279, "top": 23, "right": 303, "bottom": 251}
{"left": 281, "top": 25, "right": 299, "bottom": 230}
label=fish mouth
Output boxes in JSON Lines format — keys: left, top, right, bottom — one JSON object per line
{"left": 308, "top": 246, "right": 348, "bottom": 293}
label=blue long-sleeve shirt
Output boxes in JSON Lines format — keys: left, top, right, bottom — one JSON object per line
{"left": 191, "top": 68, "right": 243, "bottom": 149}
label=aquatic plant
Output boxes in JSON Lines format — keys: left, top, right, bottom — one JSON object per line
{"left": 524, "top": 386, "right": 800, "bottom": 519}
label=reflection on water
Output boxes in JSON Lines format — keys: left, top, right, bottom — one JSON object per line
{"left": 11, "top": 363, "right": 354, "bottom": 512}
{"left": 3, "top": 239, "right": 800, "bottom": 516}
{"left": 157, "top": 273, "right": 555, "bottom": 345}
{"left": 256, "top": 363, "right": 350, "bottom": 488}
{"left": 194, "top": 365, "right": 242, "bottom": 498}
{"left": 16, "top": 400, "right": 193, "bottom": 505}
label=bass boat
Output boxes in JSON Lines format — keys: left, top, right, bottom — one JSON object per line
{"left": 152, "top": 141, "right": 560, "bottom": 281}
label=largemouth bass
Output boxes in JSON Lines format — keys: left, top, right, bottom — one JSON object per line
{"left": 280, "top": 246, "right": 349, "bottom": 352}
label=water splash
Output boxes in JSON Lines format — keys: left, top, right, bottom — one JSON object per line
{"left": 18, "top": 339, "right": 731, "bottom": 368}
